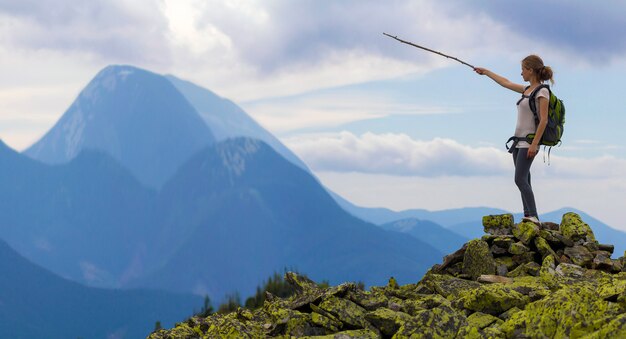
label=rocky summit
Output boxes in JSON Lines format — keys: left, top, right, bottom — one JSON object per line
{"left": 150, "top": 212, "right": 626, "bottom": 338}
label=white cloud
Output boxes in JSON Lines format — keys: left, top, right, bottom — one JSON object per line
{"left": 284, "top": 131, "right": 626, "bottom": 179}
{"left": 284, "top": 132, "right": 510, "bottom": 176}
{"left": 243, "top": 90, "right": 453, "bottom": 133}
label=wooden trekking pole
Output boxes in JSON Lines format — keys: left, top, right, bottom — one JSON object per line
{"left": 383, "top": 32, "right": 475, "bottom": 69}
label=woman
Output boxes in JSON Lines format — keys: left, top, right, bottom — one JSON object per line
{"left": 474, "top": 55, "right": 554, "bottom": 224}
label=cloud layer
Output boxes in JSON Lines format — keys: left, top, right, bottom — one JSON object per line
{"left": 284, "top": 132, "right": 626, "bottom": 178}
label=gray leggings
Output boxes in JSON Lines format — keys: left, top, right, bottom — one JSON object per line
{"left": 512, "top": 148, "right": 537, "bottom": 217}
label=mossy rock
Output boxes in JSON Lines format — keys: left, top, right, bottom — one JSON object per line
{"left": 458, "top": 284, "right": 530, "bottom": 315}
{"left": 582, "top": 313, "right": 626, "bottom": 338}
{"left": 418, "top": 272, "right": 482, "bottom": 298}
{"left": 560, "top": 212, "right": 596, "bottom": 243}
{"left": 462, "top": 239, "right": 496, "bottom": 280}
{"left": 564, "top": 245, "right": 594, "bottom": 267}
{"left": 393, "top": 305, "right": 467, "bottom": 338}
{"left": 482, "top": 214, "right": 514, "bottom": 235}
{"left": 508, "top": 241, "right": 530, "bottom": 255}
{"left": 466, "top": 311, "right": 501, "bottom": 329}
{"left": 512, "top": 221, "right": 539, "bottom": 245}
{"left": 317, "top": 296, "right": 370, "bottom": 329}
{"left": 534, "top": 236, "right": 557, "bottom": 261}
{"left": 345, "top": 289, "right": 389, "bottom": 311}
{"left": 300, "top": 329, "right": 380, "bottom": 339}
{"left": 364, "top": 307, "right": 411, "bottom": 336}
{"left": 501, "top": 283, "right": 622, "bottom": 338}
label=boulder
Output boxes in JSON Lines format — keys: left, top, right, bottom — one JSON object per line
{"left": 560, "top": 212, "right": 596, "bottom": 243}
{"left": 482, "top": 214, "right": 514, "bottom": 235}
{"left": 462, "top": 239, "right": 496, "bottom": 280}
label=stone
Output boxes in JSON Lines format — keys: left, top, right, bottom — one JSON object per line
{"left": 534, "top": 236, "right": 558, "bottom": 261}
{"left": 599, "top": 243, "right": 615, "bottom": 254}
{"left": 459, "top": 284, "right": 530, "bottom": 315}
{"left": 317, "top": 296, "right": 370, "bottom": 329}
{"left": 394, "top": 305, "right": 467, "bottom": 338}
{"left": 482, "top": 214, "right": 514, "bottom": 235}
{"left": 593, "top": 252, "right": 614, "bottom": 271}
{"left": 418, "top": 273, "right": 482, "bottom": 298}
{"left": 462, "top": 239, "right": 496, "bottom": 280}
{"left": 542, "top": 221, "right": 560, "bottom": 231}
{"left": 466, "top": 311, "right": 501, "bottom": 329}
{"left": 512, "top": 221, "right": 539, "bottom": 245}
{"left": 508, "top": 241, "right": 530, "bottom": 255}
{"left": 345, "top": 289, "right": 388, "bottom": 311}
{"left": 500, "top": 283, "right": 622, "bottom": 338}
{"left": 364, "top": 308, "right": 411, "bottom": 336}
{"left": 311, "top": 311, "right": 343, "bottom": 332}
{"left": 300, "top": 329, "right": 380, "bottom": 339}
{"left": 555, "top": 263, "right": 585, "bottom": 278}
{"left": 560, "top": 212, "right": 596, "bottom": 243}
{"left": 564, "top": 245, "right": 594, "bottom": 267}
{"left": 477, "top": 275, "right": 513, "bottom": 284}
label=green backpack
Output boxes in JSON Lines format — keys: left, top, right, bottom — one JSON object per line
{"left": 506, "top": 84, "right": 565, "bottom": 161}
{"left": 527, "top": 84, "right": 565, "bottom": 147}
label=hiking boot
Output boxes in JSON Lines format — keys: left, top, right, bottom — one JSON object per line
{"left": 522, "top": 216, "right": 541, "bottom": 226}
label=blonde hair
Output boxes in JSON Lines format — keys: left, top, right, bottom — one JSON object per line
{"left": 522, "top": 55, "right": 554, "bottom": 85}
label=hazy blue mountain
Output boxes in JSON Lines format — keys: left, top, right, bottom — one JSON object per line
{"left": 0, "top": 238, "right": 201, "bottom": 339}
{"left": 332, "top": 191, "right": 507, "bottom": 227}
{"left": 380, "top": 218, "right": 468, "bottom": 254}
{"left": 0, "top": 139, "right": 157, "bottom": 287}
{"left": 24, "top": 65, "right": 215, "bottom": 188}
{"left": 129, "top": 138, "right": 443, "bottom": 303}
{"left": 166, "top": 75, "right": 309, "bottom": 171}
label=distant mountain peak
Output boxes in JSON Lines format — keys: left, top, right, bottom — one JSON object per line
{"left": 24, "top": 64, "right": 215, "bottom": 188}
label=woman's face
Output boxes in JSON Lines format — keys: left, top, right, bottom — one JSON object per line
{"left": 521, "top": 64, "right": 533, "bottom": 82}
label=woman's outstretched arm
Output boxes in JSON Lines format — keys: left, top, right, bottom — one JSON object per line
{"left": 474, "top": 67, "right": 525, "bottom": 93}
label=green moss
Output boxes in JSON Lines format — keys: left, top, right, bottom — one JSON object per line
{"left": 583, "top": 313, "right": 626, "bottom": 338}
{"left": 317, "top": 296, "right": 370, "bottom": 329}
{"left": 466, "top": 312, "right": 500, "bottom": 329}
{"left": 560, "top": 212, "right": 596, "bottom": 242}
{"left": 300, "top": 329, "right": 380, "bottom": 339}
{"left": 459, "top": 284, "right": 530, "bottom": 315}
{"left": 418, "top": 273, "right": 482, "bottom": 299}
{"left": 508, "top": 241, "right": 530, "bottom": 255}
{"left": 534, "top": 236, "right": 557, "bottom": 261}
{"left": 512, "top": 221, "right": 539, "bottom": 245}
{"left": 311, "top": 312, "right": 342, "bottom": 332}
{"left": 399, "top": 294, "right": 450, "bottom": 316}
{"left": 393, "top": 305, "right": 467, "bottom": 338}
{"left": 482, "top": 214, "right": 514, "bottom": 235}
{"left": 462, "top": 239, "right": 496, "bottom": 280}
{"left": 502, "top": 283, "right": 621, "bottom": 338}
{"left": 364, "top": 308, "right": 411, "bottom": 336}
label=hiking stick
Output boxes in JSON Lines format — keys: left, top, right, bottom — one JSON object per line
{"left": 383, "top": 32, "right": 475, "bottom": 69}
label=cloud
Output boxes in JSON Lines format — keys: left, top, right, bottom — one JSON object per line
{"left": 284, "top": 132, "right": 511, "bottom": 176}
{"left": 284, "top": 132, "right": 626, "bottom": 178}
{"left": 243, "top": 91, "right": 454, "bottom": 133}
{"left": 0, "top": 0, "right": 170, "bottom": 65}
{"left": 455, "top": 0, "right": 626, "bottom": 64}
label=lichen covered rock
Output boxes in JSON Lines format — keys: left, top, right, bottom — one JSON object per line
{"left": 462, "top": 239, "right": 496, "bottom": 280}
{"left": 151, "top": 212, "right": 626, "bottom": 338}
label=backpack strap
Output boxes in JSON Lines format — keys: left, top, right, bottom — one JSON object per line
{"left": 528, "top": 84, "right": 551, "bottom": 125}
{"left": 506, "top": 136, "right": 533, "bottom": 153}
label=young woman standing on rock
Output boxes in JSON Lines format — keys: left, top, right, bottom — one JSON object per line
{"left": 474, "top": 55, "right": 554, "bottom": 224}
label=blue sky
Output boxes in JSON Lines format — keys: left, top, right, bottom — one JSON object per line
{"left": 1, "top": 1, "right": 625, "bottom": 229}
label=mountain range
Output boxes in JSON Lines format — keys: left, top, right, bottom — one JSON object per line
{"left": 3, "top": 64, "right": 625, "bottom": 337}
{"left": 0, "top": 237, "right": 200, "bottom": 339}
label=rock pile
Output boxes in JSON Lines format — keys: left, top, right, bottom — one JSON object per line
{"left": 150, "top": 212, "right": 626, "bottom": 338}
